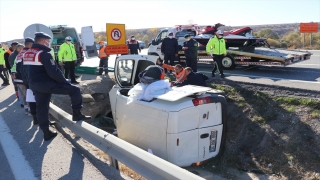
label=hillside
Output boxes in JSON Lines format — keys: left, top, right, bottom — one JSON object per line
{"left": 2, "top": 22, "right": 319, "bottom": 49}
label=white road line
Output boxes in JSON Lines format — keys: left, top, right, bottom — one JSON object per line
{"left": 199, "top": 71, "right": 320, "bottom": 84}
{"left": 291, "top": 64, "right": 320, "bottom": 66}
{"left": 0, "top": 114, "right": 37, "bottom": 180}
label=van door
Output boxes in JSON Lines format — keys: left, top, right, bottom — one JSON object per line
{"left": 81, "top": 26, "right": 98, "bottom": 59}
{"left": 114, "top": 55, "right": 157, "bottom": 87}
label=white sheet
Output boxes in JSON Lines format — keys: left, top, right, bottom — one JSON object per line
{"left": 127, "top": 80, "right": 171, "bottom": 104}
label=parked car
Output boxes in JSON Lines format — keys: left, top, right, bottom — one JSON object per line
{"left": 138, "top": 41, "right": 146, "bottom": 49}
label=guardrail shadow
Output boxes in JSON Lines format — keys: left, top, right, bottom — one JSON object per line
{"left": 54, "top": 120, "right": 125, "bottom": 180}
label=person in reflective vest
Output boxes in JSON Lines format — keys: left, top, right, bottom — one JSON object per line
{"left": 58, "top": 36, "right": 78, "bottom": 84}
{"left": 98, "top": 41, "right": 109, "bottom": 75}
{"left": 156, "top": 58, "right": 186, "bottom": 83}
{"left": 25, "top": 32, "right": 91, "bottom": 141}
{"left": 206, "top": 30, "right": 227, "bottom": 78}
{"left": 0, "top": 43, "right": 10, "bottom": 86}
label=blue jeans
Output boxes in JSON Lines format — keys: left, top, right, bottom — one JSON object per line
{"left": 18, "top": 89, "right": 23, "bottom": 105}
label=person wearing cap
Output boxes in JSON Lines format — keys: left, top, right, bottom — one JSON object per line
{"left": 182, "top": 34, "right": 199, "bottom": 72}
{"left": 24, "top": 32, "right": 91, "bottom": 141}
{"left": 97, "top": 41, "right": 109, "bottom": 75}
{"left": 127, "top": 35, "right": 141, "bottom": 55}
{"left": 0, "top": 42, "right": 10, "bottom": 86}
{"left": 206, "top": 30, "right": 227, "bottom": 78}
{"left": 58, "top": 36, "right": 78, "bottom": 84}
{"left": 161, "top": 32, "right": 178, "bottom": 72}
{"left": 9, "top": 44, "right": 30, "bottom": 112}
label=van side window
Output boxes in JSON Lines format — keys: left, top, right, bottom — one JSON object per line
{"left": 134, "top": 60, "right": 155, "bottom": 85}
{"left": 117, "top": 59, "right": 135, "bottom": 86}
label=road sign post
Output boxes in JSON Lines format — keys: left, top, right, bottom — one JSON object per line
{"left": 106, "top": 23, "right": 128, "bottom": 55}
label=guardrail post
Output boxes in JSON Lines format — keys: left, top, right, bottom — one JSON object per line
{"left": 109, "top": 155, "right": 119, "bottom": 170}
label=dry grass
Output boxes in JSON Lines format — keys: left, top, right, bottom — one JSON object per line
{"left": 96, "top": 150, "right": 146, "bottom": 180}
{"left": 205, "top": 82, "right": 320, "bottom": 179}
{"left": 119, "top": 163, "right": 146, "bottom": 180}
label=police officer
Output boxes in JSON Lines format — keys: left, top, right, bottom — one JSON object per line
{"left": 182, "top": 34, "right": 198, "bottom": 72}
{"left": 24, "top": 32, "right": 91, "bottom": 141}
{"left": 58, "top": 36, "right": 78, "bottom": 84}
{"left": 0, "top": 43, "right": 10, "bottom": 86}
{"left": 161, "top": 32, "right": 178, "bottom": 68}
{"left": 206, "top": 30, "right": 226, "bottom": 78}
{"left": 127, "top": 35, "right": 141, "bottom": 54}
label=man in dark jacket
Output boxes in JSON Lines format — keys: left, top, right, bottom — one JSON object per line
{"left": 127, "top": 35, "right": 141, "bottom": 54}
{"left": 4, "top": 42, "right": 18, "bottom": 73}
{"left": 161, "top": 32, "right": 178, "bottom": 68}
{"left": 5, "top": 42, "right": 19, "bottom": 99}
{"left": 182, "top": 35, "right": 198, "bottom": 72}
{"left": 25, "top": 32, "right": 91, "bottom": 141}
{"left": 174, "top": 67, "right": 208, "bottom": 87}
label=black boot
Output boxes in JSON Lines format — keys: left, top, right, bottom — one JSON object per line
{"left": 72, "top": 109, "right": 91, "bottom": 121}
{"left": 43, "top": 127, "right": 57, "bottom": 141}
{"left": 33, "top": 115, "right": 38, "bottom": 125}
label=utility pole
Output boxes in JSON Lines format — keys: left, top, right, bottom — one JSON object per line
{"left": 310, "top": 33, "right": 312, "bottom": 46}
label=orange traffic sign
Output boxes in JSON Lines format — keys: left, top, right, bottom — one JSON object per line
{"left": 300, "top": 23, "right": 319, "bottom": 33}
{"left": 106, "top": 23, "right": 127, "bottom": 45}
{"left": 105, "top": 45, "right": 128, "bottom": 55}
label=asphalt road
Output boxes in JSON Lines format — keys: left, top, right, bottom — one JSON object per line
{"left": 0, "top": 84, "right": 126, "bottom": 179}
{"left": 83, "top": 49, "right": 320, "bottom": 91}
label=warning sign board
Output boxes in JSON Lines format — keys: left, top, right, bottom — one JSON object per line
{"left": 106, "top": 23, "right": 126, "bottom": 46}
{"left": 105, "top": 45, "right": 128, "bottom": 55}
{"left": 300, "top": 23, "right": 319, "bottom": 33}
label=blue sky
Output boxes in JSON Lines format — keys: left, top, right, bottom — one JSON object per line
{"left": 0, "top": 0, "right": 319, "bottom": 42}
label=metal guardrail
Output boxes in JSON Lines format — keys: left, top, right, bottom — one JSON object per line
{"left": 49, "top": 103, "right": 205, "bottom": 180}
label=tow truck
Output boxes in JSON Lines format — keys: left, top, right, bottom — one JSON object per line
{"left": 148, "top": 24, "right": 313, "bottom": 70}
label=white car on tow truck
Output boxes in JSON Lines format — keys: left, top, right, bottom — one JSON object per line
{"left": 109, "top": 55, "right": 227, "bottom": 167}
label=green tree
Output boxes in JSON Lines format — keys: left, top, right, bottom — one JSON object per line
{"left": 256, "top": 28, "right": 279, "bottom": 40}
{"left": 267, "top": 38, "right": 281, "bottom": 48}
{"left": 282, "top": 31, "right": 302, "bottom": 49}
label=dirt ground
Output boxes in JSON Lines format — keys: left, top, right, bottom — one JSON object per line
{"left": 200, "top": 79, "right": 320, "bottom": 180}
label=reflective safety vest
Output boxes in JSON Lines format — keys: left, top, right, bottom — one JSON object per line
{"left": 0, "top": 48, "right": 5, "bottom": 65}
{"left": 206, "top": 36, "right": 226, "bottom": 55}
{"left": 11, "top": 48, "right": 28, "bottom": 72}
{"left": 6, "top": 49, "right": 13, "bottom": 55}
{"left": 99, "top": 46, "right": 108, "bottom": 58}
{"left": 23, "top": 48, "right": 44, "bottom": 66}
{"left": 58, "top": 43, "right": 77, "bottom": 62}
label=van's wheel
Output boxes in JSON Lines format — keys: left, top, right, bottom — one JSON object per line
{"left": 222, "top": 55, "right": 236, "bottom": 70}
